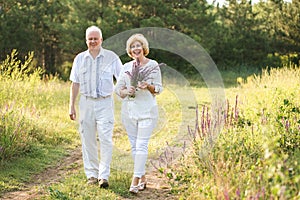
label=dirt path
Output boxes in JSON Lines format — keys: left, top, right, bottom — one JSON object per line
{"left": 1, "top": 147, "right": 82, "bottom": 200}
{"left": 1, "top": 146, "right": 178, "bottom": 200}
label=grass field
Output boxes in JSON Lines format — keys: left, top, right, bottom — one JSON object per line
{"left": 0, "top": 52, "right": 299, "bottom": 199}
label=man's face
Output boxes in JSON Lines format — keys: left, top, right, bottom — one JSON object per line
{"left": 86, "top": 31, "right": 102, "bottom": 51}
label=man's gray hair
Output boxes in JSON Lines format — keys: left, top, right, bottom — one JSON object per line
{"left": 86, "top": 25, "right": 103, "bottom": 40}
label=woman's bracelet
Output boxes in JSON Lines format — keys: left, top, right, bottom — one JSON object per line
{"left": 147, "top": 84, "right": 155, "bottom": 94}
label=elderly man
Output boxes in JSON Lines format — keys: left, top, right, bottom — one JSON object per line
{"left": 69, "top": 25, "right": 122, "bottom": 188}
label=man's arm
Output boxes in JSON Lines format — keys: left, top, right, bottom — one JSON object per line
{"left": 113, "top": 57, "right": 123, "bottom": 81}
{"left": 69, "top": 82, "right": 79, "bottom": 120}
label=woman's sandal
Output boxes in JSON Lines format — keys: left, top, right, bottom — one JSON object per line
{"left": 129, "top": 185, "right": 139, "bottom": 194}
{"left": 138, "top": 181, "right": 147, "bottom": 191}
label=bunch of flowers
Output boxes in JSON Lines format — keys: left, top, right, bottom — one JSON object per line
{"left": 125, "top": 60, "right": 165, "bottom": 98}
{"left": 125, "top": 60, "right": 162, "bottom": 87}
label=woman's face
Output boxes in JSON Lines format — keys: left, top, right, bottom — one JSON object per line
{"left": 130, "top": 41, "right": 144, "bottom": 59}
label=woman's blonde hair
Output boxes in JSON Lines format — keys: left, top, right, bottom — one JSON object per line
{"left": 126, "top": 34, "right": 149, "bottom": 58}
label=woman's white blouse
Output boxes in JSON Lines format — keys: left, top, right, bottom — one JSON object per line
{"left": 115, "top": 59, "right": 163, "bottom": 120}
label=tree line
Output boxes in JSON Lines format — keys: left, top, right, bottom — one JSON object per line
{"left": 0, "top": 0, "right": 299, "bottom": 79}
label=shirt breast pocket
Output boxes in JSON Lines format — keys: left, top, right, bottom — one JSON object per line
{"left": 79, "top": 66, "right": 88, "bottom": 84}
{"left": 100, "top": 65, "right": 112, "bottom": 80}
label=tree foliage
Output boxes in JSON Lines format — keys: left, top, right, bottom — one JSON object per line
{"left": 0, "top": 0, "right": 299, "bottom": 78}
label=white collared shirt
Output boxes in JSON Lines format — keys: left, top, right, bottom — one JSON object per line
{"left": 70, "top": 47, "right": 122, "bottom": 98}
{"left": 115, "top": 59, "right": 163, "bottom": 120}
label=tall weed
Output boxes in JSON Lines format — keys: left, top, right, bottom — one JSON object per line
{"left": 0, "top": 49, "right": 44, "bottom": 82}
{"left": 170, "top": 65, "right": 300, "bottom": 199}
{"left": 0, "top": 104, "right": 39, "bottom": 161}
{"left": 0, "top": 50, "right": 76, "bottom": 162}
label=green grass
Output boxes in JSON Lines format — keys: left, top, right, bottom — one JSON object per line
{"left": 0, "top": 144, "right": 70, "bottom": 196}
{"left": 37, "top": 86, "right": 197, "bottom": 200}
{"left": 170, "top": 65, "right": 300, "bottom": 199}
{"left": 45, "top": 170, "right": 133, "bottom": 200}
{"left": 0, "top": 52, "right": 80, "bottom": 195}
{"left": 0, "top": 52, "right": 299, "bottom": 199}
{"left": 0, "top": 52, "right": 200, "bottom": 198}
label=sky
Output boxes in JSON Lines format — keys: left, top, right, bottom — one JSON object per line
{"left": 207, "top": 0, "right": 259, "bottom": 6}
{"left": 206, "top": 0, "right": 292, "bottom": 7}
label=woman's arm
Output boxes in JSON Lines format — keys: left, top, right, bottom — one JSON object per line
{"left": 149, "top": 61, "right": 163, "bottom": 95}
{"left": 115, "top": 63, "right": 136, "bottom": 98}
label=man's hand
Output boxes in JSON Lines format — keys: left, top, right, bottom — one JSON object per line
{"left": 69, "top": 106, "right": 76, "bottom": 120}
{"left": 69, "top": 82, "right": 79, "bottom": 120}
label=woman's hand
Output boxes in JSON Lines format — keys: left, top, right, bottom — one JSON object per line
{"left": 137, "top": 81, "right": 148, "bottom": 89}
{"left": 127, "top": 86, "right": 136, "bottom": 96}
{"left": 120, "top": 86, "right": 136, "bottom": 98}
{"left": 138, "top": 81, "right": 155, "bottom": 94}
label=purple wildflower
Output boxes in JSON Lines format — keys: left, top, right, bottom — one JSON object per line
{"left": 234, "top": 95, "right": 239, "bottom": 121}
{"left": 125, "top": 59, "right": 165, "bottom": 88}
{"left": 223, "top": 189, "right": 230, "bottom": 200}
{"left": 285, "top": 120, "right": 290, "bottom": 131}
{"left": 236, "top": 188, "right": 240, "bottom": 197}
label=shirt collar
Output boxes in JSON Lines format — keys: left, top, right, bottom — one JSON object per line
{"left": 83, "top": 47, "right": 104, "bottom": 59}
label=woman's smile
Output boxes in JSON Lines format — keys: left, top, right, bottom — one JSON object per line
{"left": 130, "top": 41, "right": 143, "bottom": 58}
{"left": 132, "top": 49, "right": 142, "bottom": 57}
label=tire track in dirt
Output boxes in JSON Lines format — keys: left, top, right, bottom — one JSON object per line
{"left": 1, "top": 146, "right": 82, "bottom": 200}
{"left": 1, "top": 146, "right": 178, "bottom": 200}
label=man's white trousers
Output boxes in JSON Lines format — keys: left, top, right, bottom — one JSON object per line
{"left": 79, "top": 96, "right": 114, "bottom": 180}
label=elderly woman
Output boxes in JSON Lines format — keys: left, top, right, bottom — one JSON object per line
{"left": 115, "top": 33, "right": 163, "bottom": 194}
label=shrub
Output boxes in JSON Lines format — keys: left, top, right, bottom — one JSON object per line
{"left": 275, "top": 98, "right": 300, "bottom": 154}
{"left": 0, "top": 105, "right": 38, "bottom": 161}
{"left": 0, "top": 49, "right": 44, "bottom": 82}
{"left": 170, "top": 66, "right": 300, "bottom": 199}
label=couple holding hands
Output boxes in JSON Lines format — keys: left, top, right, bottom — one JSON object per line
{"left": 69, "top": 25, "right": 163, "bottom": 194}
